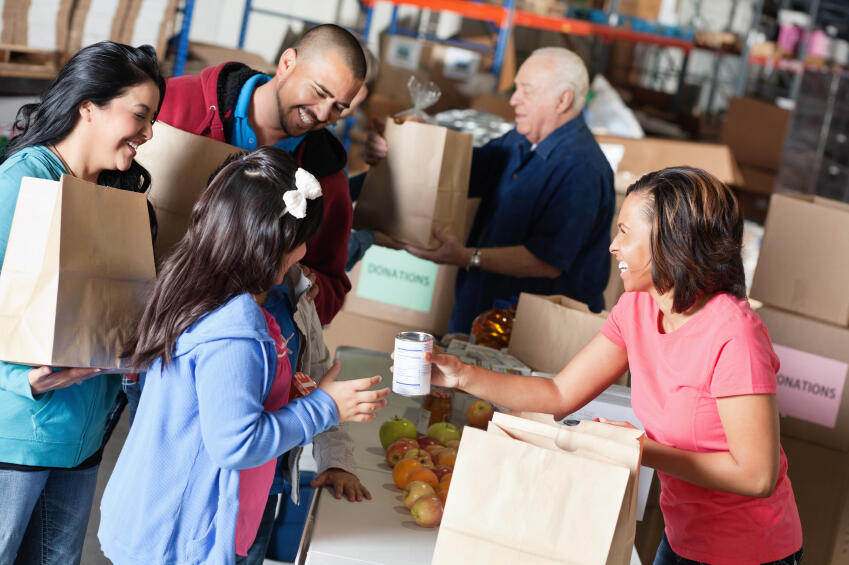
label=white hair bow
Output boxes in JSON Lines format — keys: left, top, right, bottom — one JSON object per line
{"left": 282, "top": 168, "right": 323, "bottom": 219}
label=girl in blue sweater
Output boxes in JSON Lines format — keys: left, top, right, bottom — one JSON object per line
{"left": 0, "top": 42, "right": 164, "bottom": 565}
{"left": 99, "top": 146, "right": 389, "bottom": 565}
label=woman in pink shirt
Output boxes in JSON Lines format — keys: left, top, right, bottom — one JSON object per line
{"left": 428, "top": 167, "right": 803, "bottom": 565}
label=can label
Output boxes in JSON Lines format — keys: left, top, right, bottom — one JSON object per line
{"left": 393, "top": 331, "right": 433, "bottom": 396}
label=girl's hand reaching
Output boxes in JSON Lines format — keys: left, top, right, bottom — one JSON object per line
{"left": 318, "top": 361, "right": 390, "bottom": 423}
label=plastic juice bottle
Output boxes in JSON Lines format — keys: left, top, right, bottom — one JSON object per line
{"left": 471, "top": 299, "right": 514, "bottom": 349}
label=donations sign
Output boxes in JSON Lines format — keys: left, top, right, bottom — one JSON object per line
{"left": 355, "top": 246, "right": 439, "bottom": 313}
{"left": 774, "top": 344, "right": 848, "bottom": 428}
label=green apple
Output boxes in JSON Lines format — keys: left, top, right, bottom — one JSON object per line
{"left": 379, "top": 416, "right": 417, "bottom": 450}
{"left": 426, "top": 422, "right": 461, "bottom": 445}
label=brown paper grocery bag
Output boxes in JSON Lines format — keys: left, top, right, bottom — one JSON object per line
{"left": 352, "top": 118, "right": 472, "bottom": 249}
{"left": 432, "top": 411, "right": 643, "bottom": 565}
{"left": 135, "top": 122, "right": 244, "bottom": 262}
{"left": 0, "top": 175, "right": 156, "bottom": 370}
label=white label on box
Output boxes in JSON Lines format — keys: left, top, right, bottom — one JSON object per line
{"left": 385, "top": 35, "right": 422, "bottom": 70}
{"left": 774, "top": 344, "right": 848, "bottom": 428}
{"left": 441, "top": 46, "right": 481, "bottom": 80}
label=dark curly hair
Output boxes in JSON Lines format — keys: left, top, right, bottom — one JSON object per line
{"left": 626, "top": 166, "right": 745, "bottom": 313}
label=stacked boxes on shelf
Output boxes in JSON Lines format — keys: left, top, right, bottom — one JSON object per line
{"left": 750, "top": 193, "right": 849, "bottom": 565}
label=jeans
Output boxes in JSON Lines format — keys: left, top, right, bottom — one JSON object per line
{"left": 239, "top": 494, "right": 280, "bottom": 565}
{"left": 653, "top": 532, "right": 803, "bottom": 565}
{"left": 0, "top": 466, "right": 99, "bottom": 565}
{"left": 122, "top": 376, "right": 142, "bottom": 426}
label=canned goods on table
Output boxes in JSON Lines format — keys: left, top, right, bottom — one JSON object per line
{"left": 392, "top": 331, "right": 433, "bottom": 396}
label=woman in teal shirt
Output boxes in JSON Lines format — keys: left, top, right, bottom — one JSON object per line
{"left": 0, "top": 41, "right": 165, "bottom": 565}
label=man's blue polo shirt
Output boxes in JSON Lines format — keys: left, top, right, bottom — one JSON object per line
{"left": 449, "top": 114, "right": 615, "bottom": 333}
{"left": 231, "top": 74, "right": 304, "bottom": 152}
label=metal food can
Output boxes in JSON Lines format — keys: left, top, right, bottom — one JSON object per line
{"left": 392, "top": 331, "right": 433, "bottom": 396}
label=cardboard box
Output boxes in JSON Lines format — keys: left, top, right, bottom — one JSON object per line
{"left": 508, "top": 293, "right": 627, "bottom": 385}
{"left": 341, "top": 246, "right": 458, "bottom": 338}
{"left": 68, "top": 0, "right": 132, "bottom": 54}
{"left": 322, "top": 310, "right": 409, "bottom": 357}
{"left": 738, "top": 164, "right": 778, "bottom": 195}
{"left": 756, "top": 305, "right": 849, "bottom": 451}
{"left": 469, "top": 92, "right": 514, "bottom": 122}
{"left": 781, "top": 434, "right": 849, "bottom": 565}
{"left": 720, "top": 97, "right": 792, "bottom": 172}
{"left": 751, "top": 193, "right": 849, "bottom": 327}
{"left": 595, "top": 135, "right": 743, "bottom": 191}
{"left": 121, "top": 0, "right": 180, "bottom": 59}
{"left": 607, "top": 0, "right": 662, "bottom": 20}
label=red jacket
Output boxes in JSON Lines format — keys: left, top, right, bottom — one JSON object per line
{"left": 157, "top": 62, "right": 352, "bottom": 325}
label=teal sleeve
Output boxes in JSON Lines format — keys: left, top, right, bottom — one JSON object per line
{"left": 0, "top": 360, "right": 36, "bottom": 400}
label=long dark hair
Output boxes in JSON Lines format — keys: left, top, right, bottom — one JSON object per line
{"left": 2, "top": 41, "right": 166, "bottom": 193}
{"left": 626, "top": 166, "right": 745, "bottom": 313}
{"left": 125, "top": 146, "right": 323, "bottom": 369}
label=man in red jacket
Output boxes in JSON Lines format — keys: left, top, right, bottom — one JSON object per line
{"left": 157, "top": 24, "right": 365, "bottom": 325}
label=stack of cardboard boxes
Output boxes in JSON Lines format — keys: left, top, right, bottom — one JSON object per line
{"left": 0, "top": 0, "right": 178, "bottom": 79}
{"left": 750, "top": 193, "right": 849, "bottom": 565}
{"left": 719, "top": 97, "right": 792, "bottom": 223}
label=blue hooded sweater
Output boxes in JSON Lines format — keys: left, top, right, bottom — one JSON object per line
{"left": 98, "top": 293, "right": 338, "bottom": 565}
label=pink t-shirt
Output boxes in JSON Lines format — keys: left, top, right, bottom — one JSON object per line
{"left": 234, "top": 308, "right": 293, "bottom": 556}
{"left": 601, "top": 292, "right": 802, "bottom": 564}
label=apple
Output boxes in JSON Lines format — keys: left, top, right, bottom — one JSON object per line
{"left": 410, "top": 494, "right": 444, "bottom": 527}
{"left": 423, "top": 444, "right": 444, "bottom": 456}
{"left": 379, "top": 417, "right": 418, "bottom": 450}
{"left": 417, "top": 436, "right": 442, "bottom": 450}
{"left": 436, "top": 448, "right": 458, "bottom": 467}
{"left": 444, "top": 439, "right": 460, "bottom": 449}
{"left": 431, "top": 465, "right": 452, "bottom": 481}
{"left": 426, "top": 422, "right": 461, "bottom": 445}
{"left": 403, "top": 480, "right": 436, "bottom": 509}
{"left": 466, "top": 399, "right": 495, "bottom": 429}
{"left": 385, "top": 438, "right": 419, "bottom": 467}
{"left": 401, "top": 448, "right": 434, "bottom": 468}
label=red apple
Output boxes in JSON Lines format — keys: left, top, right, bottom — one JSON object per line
{"left": 417, "top": 436, "right": 442, "bottom": 450}
{"left": 466, "top": 399, "right": 495, "bottom": 429}
{"left": 385, "top": 438, "right": 419, "bottom": 467}
{"left": 431, "top": 465, "right": 452, "bottom": 481}
{"left": 402, "top": 448, "right": 434, "bottom": 468}
{"left": 402, "top": 480, "right": 436, "bottom": 509}
{"left": 410, "top": 494, "right": 444, "bottom": 527}
{"left": 444, "top": 439, "right": 460, "bottom": 449}
{"left": 435, "top": 447, "right": 457, "bottom": 467}
{"left": 423, "top": 444, "right": 443, "bottom": 456}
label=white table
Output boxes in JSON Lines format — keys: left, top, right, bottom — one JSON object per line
{"left": 303, "top": 347, "right": 641, "bottom": 565}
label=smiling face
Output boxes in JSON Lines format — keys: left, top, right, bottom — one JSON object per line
{"left": 509, "top": 55, "right": 573, "bottom": 145}
{"left": 274, "top": 48, "right": 361, "bottom": 137}
{"left": 610, "top": 192, "right": 655, "bottom": 293}
{"left": 84, "top": 80, "right": 159, "bottom": 173}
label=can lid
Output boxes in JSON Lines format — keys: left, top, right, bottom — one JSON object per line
{"left": 431, "top": 386, "right": 454, "bottom": 398}
{"left": 396, "top": 331, "right": 434, "bottom": 342}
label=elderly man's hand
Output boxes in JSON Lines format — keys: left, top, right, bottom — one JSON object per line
{"left": 403, "top": 228, "right": 470, "bottom": 267}
{"left": 363, "top": 118, "right": 388, "bottom": 166}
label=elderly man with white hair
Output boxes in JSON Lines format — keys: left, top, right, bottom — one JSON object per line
{"left": 366, "top": 47, "right": 615, "bottom": 333}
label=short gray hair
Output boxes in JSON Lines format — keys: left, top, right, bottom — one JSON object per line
{"left": 529, "top": 47, "right": 589, "bottom": 111}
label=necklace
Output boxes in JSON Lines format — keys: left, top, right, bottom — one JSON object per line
{"left": 50, "top": 144, "right": 78, "bottom": 178}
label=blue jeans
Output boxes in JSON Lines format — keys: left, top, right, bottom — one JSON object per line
{"left": 236, "top": 494, "right": 279, "bottom": 565}
{"left": 653, "top": 532, "right": 803, "bottom": 565}
{"left": 122, "top": 376, "right": 142, "bottom": 426}
{"left": 0, "top": 466, "right": 99, "bottom": 565}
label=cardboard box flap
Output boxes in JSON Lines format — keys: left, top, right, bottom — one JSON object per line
{"left": 596, "top": 134, "right": 743, "bottom": 189}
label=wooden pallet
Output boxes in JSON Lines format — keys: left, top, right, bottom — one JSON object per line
{"left": 0, "top": 43, "right": 62, "bottom": 79}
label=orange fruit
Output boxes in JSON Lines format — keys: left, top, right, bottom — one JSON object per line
{"left": 439, "top": 472, "right": 452, "bottom": 490}
{"left": 436, "top": 450, "right": 456, "bottom": 467}
{"left": 393, "top": 458, "right": 423, "bottom": 489}
{"left": 407, "top": 468, "right": 439, "bottom": 490}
